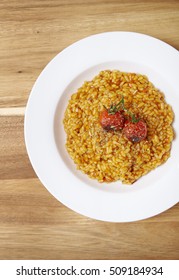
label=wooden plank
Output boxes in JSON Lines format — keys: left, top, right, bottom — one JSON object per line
{"left": 0, "top": 0, "right": 179, "bottom": 107}
{"left": 0, "top": 178, "right": 178, "bottom": 260}
{"left": 0, "top": 116, "right": 36, "bottom": 179}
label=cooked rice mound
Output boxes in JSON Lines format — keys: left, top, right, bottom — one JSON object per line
{"left": 63, "top": 70, "right": 174, "bottom": 184}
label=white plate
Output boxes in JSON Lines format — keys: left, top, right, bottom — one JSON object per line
{"left": 24, "top": 32, "right": 179, "bottom": 222}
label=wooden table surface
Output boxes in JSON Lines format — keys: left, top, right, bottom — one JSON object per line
{"left": 0, "top": 0, "right": 179, "bottom": 260}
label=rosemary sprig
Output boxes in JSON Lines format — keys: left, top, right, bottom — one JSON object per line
{"left": 104, "top": 95, "right": 140, "bottom": 123}
{"left": 108, "top": 96, "right": 124, "bottom": 115}
{"left": 127, "top": 111, "right": 139, "bottom": 123}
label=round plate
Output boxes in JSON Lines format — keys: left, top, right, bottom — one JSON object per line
{"left": 24, "top": 32, "right": 179, "bottom": 222}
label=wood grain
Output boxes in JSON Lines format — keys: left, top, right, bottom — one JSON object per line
{"left": 0, "top": 0, "right": 179, "bottom": 260}
{"left": 1, "top": 0, "right": 179, "bottom": 108}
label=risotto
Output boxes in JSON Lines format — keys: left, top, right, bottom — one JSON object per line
{"left": 63, "top": 70, "right": 174, "bottom": 184}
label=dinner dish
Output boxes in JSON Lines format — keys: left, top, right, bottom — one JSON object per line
{"left": 24, "top": 32, "right": 179, "bottom": 222}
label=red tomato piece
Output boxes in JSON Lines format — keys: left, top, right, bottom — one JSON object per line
{"left": 99, "top": 109, "right": 125, "bottom": 131}
{"left": 123, "top": 119, "right": 147, "bottom": 142}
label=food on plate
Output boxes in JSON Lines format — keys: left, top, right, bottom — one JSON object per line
{"left": 123, "top": 119, "right": 147, "bottom": 143}
{"left": 99, "top": 109, "right": 125, "bottom": 131}
{"left": 99, "top": 96, "right": 147, "bottom": 142}
{"left": 63, "top": 70, "right": 174, "bottom": 184}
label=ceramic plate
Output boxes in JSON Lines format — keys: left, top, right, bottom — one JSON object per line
{"left": 24, "top": 32, "right": 179, "bottom": 222}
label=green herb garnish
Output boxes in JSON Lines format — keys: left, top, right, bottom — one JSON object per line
{"left": 105, "top": 95, "right": 140, "bottom": 123}
{"left": 127, "top": 111, "right": 139, "bottom": 123}
{"left": 108, "top": 96, "right": 124, "bottom": 115}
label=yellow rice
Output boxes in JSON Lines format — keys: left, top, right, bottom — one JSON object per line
{"left": 63, "top": 70, "right": 174, "bottom": 184}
